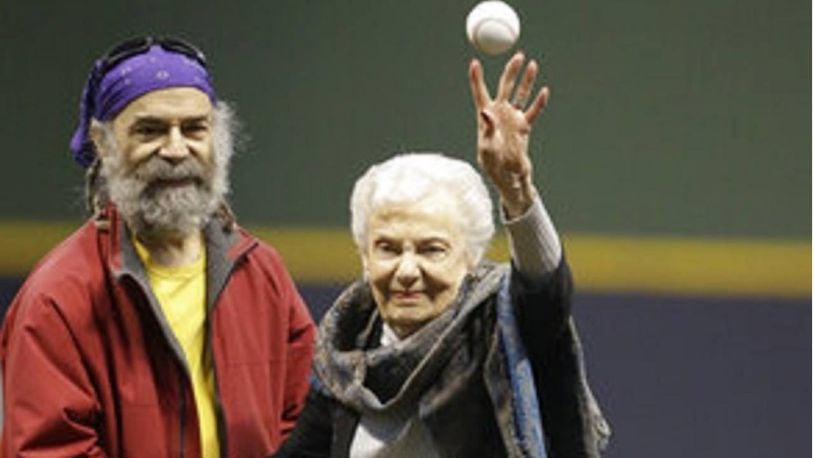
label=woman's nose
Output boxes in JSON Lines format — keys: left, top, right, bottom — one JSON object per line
{"left": 394, "top": 253, "right": 420, "bottom": 286}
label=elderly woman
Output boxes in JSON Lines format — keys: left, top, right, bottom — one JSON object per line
{"left": 274, "top": 53, "right": 610, "bottom": 457}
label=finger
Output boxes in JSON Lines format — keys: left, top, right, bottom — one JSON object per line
{"left": 468, "top": 59, "right": 490, "bottom": 111}
{"left": 496, "top": 51, "right": 525, "bottom": 102}
{"left": 512, "top": 59, "right": 538, "bottom": 108}
{"left": 525, "top": 85, "right": 551, "bottom": 124}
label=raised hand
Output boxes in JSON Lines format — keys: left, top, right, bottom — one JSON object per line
{"left": 468, "top": 52, "right": 550, "bottom": 218}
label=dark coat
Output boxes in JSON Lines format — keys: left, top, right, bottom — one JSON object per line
{"left": 274, "top": 258, "right": 610, "bottom": 458}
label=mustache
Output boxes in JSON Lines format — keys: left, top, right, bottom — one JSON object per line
{"left": 129, "top": 156, "right": 212, "bottom": 190}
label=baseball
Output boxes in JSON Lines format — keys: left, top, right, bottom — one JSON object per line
{"left": 466, "top": 1, "right": 521, "bottom": 55}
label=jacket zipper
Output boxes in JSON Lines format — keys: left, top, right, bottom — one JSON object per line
{"left": 127, "top": 274, "right": 191, "bottom": 457}
{"left": 178, "top": 369, "right": 187, "bottom": 458}
{"left": 118, "top": 229, "right": 251, "bottom": 458}
{"left": 208, "top": 254, "right": 250, "bottom": 457}
{"left": 210, "top": 328, "right": 228, "bottom": 456}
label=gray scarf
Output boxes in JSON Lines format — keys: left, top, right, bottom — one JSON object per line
{"left": 313, "top": 262, "right": 506, "bottom": 415}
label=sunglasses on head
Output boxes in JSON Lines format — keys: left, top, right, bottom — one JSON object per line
{"left": 95, "top": 36, "right": 208, "bottom": 78}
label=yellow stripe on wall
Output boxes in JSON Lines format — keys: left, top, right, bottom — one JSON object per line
{"left": 0, "top": 222, "right": 809, "bottom": 298}
{"left": 0, "top": 222, "right": 80, "bottom": 276}
{"left": 560, "top": 235, "right": 811, "bottom": 298}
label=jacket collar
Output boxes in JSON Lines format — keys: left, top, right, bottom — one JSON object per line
{"left": 95, "top": 205, "right": 258, "bottom": 374}
{"left": 98, "top": 205, "right": 257, "bottom": 311}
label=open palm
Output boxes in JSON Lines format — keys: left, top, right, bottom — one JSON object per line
{"left": 468, "top": 52, "right": 550, "bottom": 216}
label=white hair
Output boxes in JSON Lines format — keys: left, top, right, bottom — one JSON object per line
{"left": 350, "top": 153, "right": 495, "bottom": 265}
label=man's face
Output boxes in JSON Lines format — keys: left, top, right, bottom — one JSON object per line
{"left": 110, "top": 87, "right": 214, "bottom": 173}
{"left": 96, "top": 87, "right": 225, "bottom": 239}
{"left": 363, "top": 193, "right": 472, "bottom": 338}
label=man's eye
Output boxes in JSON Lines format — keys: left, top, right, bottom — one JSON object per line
{"left": 183, "top": 123, "right": 209, "bottom": 136}
{"left": 134, "top": 125, "right": 163, "bottom": 137}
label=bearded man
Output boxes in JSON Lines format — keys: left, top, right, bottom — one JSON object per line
{"left": 0, "top": 37, "right": 316, "bottom": 457}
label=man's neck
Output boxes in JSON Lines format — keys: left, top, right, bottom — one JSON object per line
{"left": 134, "top": 229, "right": 204, "bottom": 267}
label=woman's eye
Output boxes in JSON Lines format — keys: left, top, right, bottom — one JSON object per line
{"left": 420, "top": 245, "right": 448, "bottom": 257}
{"left": 374, "top": 242, "right": 398, "bottom": 255}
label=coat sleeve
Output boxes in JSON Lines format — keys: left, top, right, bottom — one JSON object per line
{"left": 1, "top": 295, "right": 109, "bottom": 457}
{"left": 280, "top": 294, "right": 317, "bottom": 438}
{"left": 272, "top": 382, "right": 336, "bottom": 458}
{"left": 274, "top": 257, "right": 317, "bottom": 440}
{"left": 510, "top": 254, "right": 574, "bottom": 358}
{"left": 510, "top": 256, "right": 612, "bottom": 456}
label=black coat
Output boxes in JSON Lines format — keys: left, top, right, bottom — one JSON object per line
{"left": 274, "top": 259, "right": 609, "bottom": 457}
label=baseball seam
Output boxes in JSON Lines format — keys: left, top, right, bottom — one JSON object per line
{"left": 472, "top": 17, "right": 518, "bottom": 53}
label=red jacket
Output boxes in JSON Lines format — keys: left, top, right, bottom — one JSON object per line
{"left": 0, "top": 209, "right": 316, "bottom": 457}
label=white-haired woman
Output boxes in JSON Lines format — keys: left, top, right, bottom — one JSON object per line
{"left": 274, "top": 53, "right": 610, "bottom": 458}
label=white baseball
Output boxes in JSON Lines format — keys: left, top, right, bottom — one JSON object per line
{"left": 466, "top": 1, "right": 521, "bottom": 55}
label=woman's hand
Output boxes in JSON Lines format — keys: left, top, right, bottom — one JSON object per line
{"left": 468, "top": 52, "right": 550, "bottom": 218}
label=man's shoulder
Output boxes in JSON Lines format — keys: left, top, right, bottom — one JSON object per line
{"left": 37, "top": 218, "right": 101, "bottom": 265}
{"left": 233, "top": 225, "right": 288, "bottom": 268}
{"left": 17, "top": 219, "right": 106, "bottom": 302}
{"left": 4, "top": 219, "right": 108, "bottom": 330}
{"left": 222, "top": 225, "right": 302, "bottom": 294}
{"left": 219, "top": 226, "right": 312, "bottom": 318}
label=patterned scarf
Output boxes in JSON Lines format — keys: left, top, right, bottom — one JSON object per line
{"left": 314, "top": 262, "right": 506, "bottom": 414}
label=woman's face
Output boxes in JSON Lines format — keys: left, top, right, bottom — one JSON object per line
{"left": 363, "top": 194, "right": 472, "bottom": 338}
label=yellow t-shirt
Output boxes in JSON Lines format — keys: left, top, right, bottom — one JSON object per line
{"left": 133, "top": 237, "right": 220, "bottom": 458}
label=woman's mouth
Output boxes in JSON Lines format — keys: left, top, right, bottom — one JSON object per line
{"left": 391, "top": 290, "right": 424, "bottom": 302}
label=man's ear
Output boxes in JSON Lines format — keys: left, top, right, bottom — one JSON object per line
{"left": 88, "top": 119, "right": 110, "bottom": 159}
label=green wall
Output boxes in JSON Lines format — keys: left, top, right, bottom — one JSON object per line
{"left": 0, "top": 0, "right": 809, "bottom": 238}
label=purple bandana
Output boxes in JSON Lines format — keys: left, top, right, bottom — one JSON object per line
{"left": 69, "top": 44, "right": 217, "bottom": 167}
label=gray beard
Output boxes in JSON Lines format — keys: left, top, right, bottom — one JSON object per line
{"left": 95, "top": 103, "right": 236, "bottom": 240}
{"left": 102, "top": 152, "right": 225, "bottom": 240}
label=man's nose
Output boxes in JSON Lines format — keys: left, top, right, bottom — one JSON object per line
{"left": 158, "top": 127, "right": 189, "bottom": 161}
